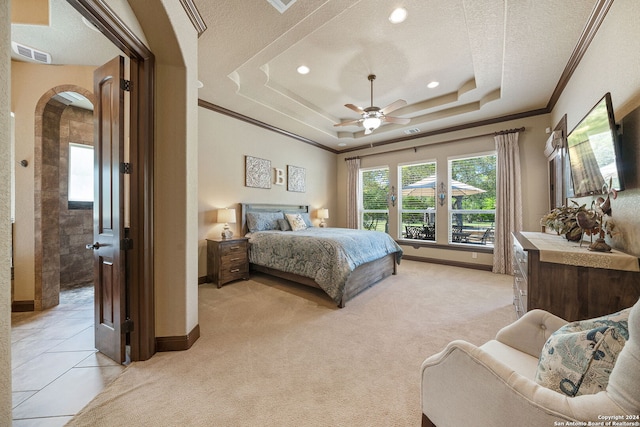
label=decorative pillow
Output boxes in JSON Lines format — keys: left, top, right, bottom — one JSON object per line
{"left": 284, "top": 211, "right": 313, "bottom": 227}
{"left": 277, "top": 218, "right": 291, "bottom": 231}
{"left": 246, "top": 211, "right": 284, "bottom": 233}
{"left": 285, "top": 213, "right": 307, "bottom": 231}
{"left": 535, "top": 308, "right": 630, "bottom": 397}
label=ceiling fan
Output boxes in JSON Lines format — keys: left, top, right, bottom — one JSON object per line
{"left": 334, "top": 74, "right": 411, "bottom": 135}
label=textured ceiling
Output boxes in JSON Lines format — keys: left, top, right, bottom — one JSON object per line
{"left": 196, "top": 0, "right": 598, "bottom": 150}
{"left": 10, "top": 0, "right": 599, "bottom": 151}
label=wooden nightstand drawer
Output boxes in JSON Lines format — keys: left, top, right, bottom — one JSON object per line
{"left": 220, "top": 263, "right": 249, "bottom": 283}
{"left": 206, "top": 237, "right": 250, "bottom": 288}
{"left": 221, "top": 252, "right": 247, "bottom": 265}
{"left": 220, "top": 242, "right": 246, "bottom": 255}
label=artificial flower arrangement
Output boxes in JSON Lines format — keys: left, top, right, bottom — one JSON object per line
{"left": 540, "top": 189, "right": 618, "bottom": 251}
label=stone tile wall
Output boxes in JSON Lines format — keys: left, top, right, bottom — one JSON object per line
{"left": 36, "top": 100, "right": 65, "bottom": 309}
{"left": 59, "top": 106, "right": 93, "bottom": 289}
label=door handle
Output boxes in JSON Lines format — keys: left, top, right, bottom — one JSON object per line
{"left": 86, "top": 242, "right": 102, "bottom": 250}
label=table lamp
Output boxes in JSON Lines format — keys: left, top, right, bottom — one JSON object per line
{"left": 317, "top": 208, "right": 329, "bottom": 227}
{"left": 217, "top": 208, "right": 236, "bottom": 239}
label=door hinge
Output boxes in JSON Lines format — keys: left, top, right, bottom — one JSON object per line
{"left": 120, "top": 162, "right": 132, "bottom": 174}
{"left": 122, "top": 318, "right": 134, "bottom": 333}
{"left": 121, "top": 238, "right": 133, "bottom": 250}
{"left": 121, "top": 79, "right": 132, "bottom": 92}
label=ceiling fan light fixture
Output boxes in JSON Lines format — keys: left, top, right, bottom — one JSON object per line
{"left": 363, "top": 116, "right": 381, "bottom": 131}
{"left": 389, "top": 8, "right": 407, "bottom": 24}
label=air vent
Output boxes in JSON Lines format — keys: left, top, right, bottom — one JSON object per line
{"left": 267, "top": 0, "right": 297, "bottom": 13}
{"left": 11, "top": 41, "right": 52, "bottom": 64}
{"left": 404, "top": 128, "right": 421, "bottom": 135}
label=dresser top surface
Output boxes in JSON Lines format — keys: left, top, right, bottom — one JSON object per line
{"left": 516, "top": 232, "right": 639, "bottom": 272}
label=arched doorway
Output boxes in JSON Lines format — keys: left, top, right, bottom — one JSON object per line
{"left": 33, "top": 85, "right": 96, "bottom": 310}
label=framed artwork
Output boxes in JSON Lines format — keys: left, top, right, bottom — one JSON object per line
{"left": 287, "top": 165, "right": 305, "bottom": 192}
{"left": 245, "top": 156, "right": 271, "bottom": 189}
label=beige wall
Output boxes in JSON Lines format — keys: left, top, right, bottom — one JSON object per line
{"left": 1, "top": 0, "right": 12, "bottom": 421}
{"left": 10, "top": 62, "right": 94, "bottom": 302}
{"left": 335, "top": 114, "right": 551, "bottom": 269}
{"left": 197, "top": 108, "right": 338, "bottom": 278}
{"left": 552, "top": 0, "right": 640, "bottom": 257}
{"left": 127, "top": 0, "right": 200, "bottom": 337}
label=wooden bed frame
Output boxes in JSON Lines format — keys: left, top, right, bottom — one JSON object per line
{"left": 241, "top": 203, "right": 398, "bottom": 308}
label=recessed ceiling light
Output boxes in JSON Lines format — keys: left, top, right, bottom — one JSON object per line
{"left": 427, "top": 81, "right": 440, "bottom": 89}
{"left": 338, "top": 142, "right": 347, "bottom": 147}
{"left": 389, "top": 8, "right": 407, "bottom": 24}
{"left": 297, "top": 65, "right": 310, "bottom": 75}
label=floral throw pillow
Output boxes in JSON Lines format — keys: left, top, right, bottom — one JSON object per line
{"left": 285, "top": 213, "right": 307, "bottom": 231}
{"left": 535, "top": 308, "right": 630, "bottom": 397}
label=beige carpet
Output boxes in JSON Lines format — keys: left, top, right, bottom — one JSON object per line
{"left": 67, "top": 260, "right": 515, "bottom": 427}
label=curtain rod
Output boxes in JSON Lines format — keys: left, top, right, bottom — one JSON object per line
{"left": 344, "top": 127, "right": 525, "bottom": 161}
{"left": 494, "top": 127, "right": 525, "bottom": 136}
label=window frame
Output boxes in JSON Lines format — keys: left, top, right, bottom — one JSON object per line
{"left": 359, "top": 165, "right": 390, "bottom": 232}
{"left": 447, "top": 151, "right": 497, "bottom": 247}
{"left": 67, "top": 142, "right": 94, "bottom": 210}
{"left": 398, "top": 160, "right": 438, "bottom": 241}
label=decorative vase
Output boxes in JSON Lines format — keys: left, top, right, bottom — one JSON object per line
{"left": 589, "top": 238, "right": 611, "bottom": 252}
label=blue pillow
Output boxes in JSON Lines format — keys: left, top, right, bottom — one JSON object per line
{"left": 246, "top": 211, "right": 284, "bottom": 233}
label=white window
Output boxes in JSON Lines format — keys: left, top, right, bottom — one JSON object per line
{"left": 68, "top": 143, "right": 94, "bottom": 209}
{"left": 448, "top": 153, "right": 496, "bottom": 246}
{"left": 399, "top": 161, "right": 437, "bottom": 240}
{"left": 359, "top": 167, "right": 389, "bottom": 232}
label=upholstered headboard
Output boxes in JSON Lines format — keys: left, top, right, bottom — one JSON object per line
{"left": 240, "top": 203, "right": 309, "bottom": 235}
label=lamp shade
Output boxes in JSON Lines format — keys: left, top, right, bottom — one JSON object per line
{"left": 362, "top": 116, "right": 381, "bottom": 131}
{"left": 317, "top": 208, "right": 329, "bottom": 219}
{"left": 217, "top": 208, "right": 236, "bottom": 224}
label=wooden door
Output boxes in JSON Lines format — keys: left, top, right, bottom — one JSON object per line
{"left": 90, "top": 56, "right": 126, "bottom": 363}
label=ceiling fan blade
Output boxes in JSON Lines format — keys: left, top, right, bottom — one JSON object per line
{"left": 380, "top": 99, "right": 407, "bottom": 115}
{"left": 334, "top": 119, "right": 362, "bottom": 127}
{"left": 382, "top": 116, "right": 411, "bottom": 125}
{"left": 345, "top": 103, "right": 365, "bottom": 114}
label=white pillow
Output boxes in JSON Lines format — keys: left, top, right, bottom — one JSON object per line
{"left": 285, "top": 213, "right": 307, "bottom": 231}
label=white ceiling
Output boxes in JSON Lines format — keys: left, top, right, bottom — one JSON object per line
{"left": 11, "top": 0, "right": 600, "bottom": 151}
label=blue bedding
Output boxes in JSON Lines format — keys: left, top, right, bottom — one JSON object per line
{"left": 247, "top": 227, "right": 402, "bottom": 303}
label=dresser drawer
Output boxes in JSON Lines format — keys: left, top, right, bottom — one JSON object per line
{"left": 513, "top": 244, "right": 528, "bottom": 279}
{"left": 221, "top": 250, "right": 247, "bottom": 265}
{"left": 219, "top": 241, "right": 247, "bottom": 255}
{"left": 512, "top": 235, "right": 529, "bottom": 318}
{"left": 513, "top": 274, "right": 527, "bottom": 314}
{"left": 220, "top": 263, "right": 250, "bottom": 283}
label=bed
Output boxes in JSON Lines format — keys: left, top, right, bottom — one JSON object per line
{"left": 241, "top": 203, "right": 403, "bottom": 307}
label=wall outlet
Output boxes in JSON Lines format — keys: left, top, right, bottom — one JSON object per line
{"left": 472, "top": 252, "right": 478, "bottom": 259}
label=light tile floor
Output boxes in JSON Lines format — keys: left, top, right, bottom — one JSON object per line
{"left": 11, "top": 284, "right": 125, "bottom": 426}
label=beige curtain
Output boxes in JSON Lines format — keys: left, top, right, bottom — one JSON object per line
{"left": 346, "top": 157, "right": 360, "bottom": 229}
{"left": 493, "top": 131, "right": 522, "bottom": 274}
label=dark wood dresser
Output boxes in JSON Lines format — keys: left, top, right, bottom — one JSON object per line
{"left": 512, "top": 231, "right": 640, "bottom": 322}
{"left": 206, "top": 237, "right": 250, "bottom": 288}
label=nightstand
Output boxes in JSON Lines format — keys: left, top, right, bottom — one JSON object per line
{"left": 206, "top": 237, "right": 250, "bottom": 288}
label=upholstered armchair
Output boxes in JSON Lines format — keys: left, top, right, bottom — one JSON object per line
{"left": 421, "top": 299, "right": 640, "bottom": 427}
